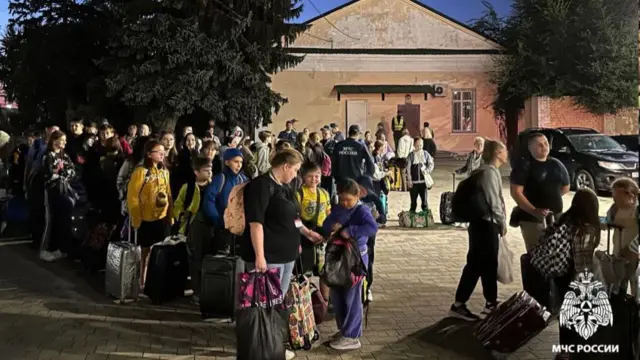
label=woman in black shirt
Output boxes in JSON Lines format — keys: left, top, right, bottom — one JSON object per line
{"left": 241, "top": 148, "right": 323, "bottom": 295}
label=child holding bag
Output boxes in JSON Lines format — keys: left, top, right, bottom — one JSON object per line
{"left": 321, "top": 179, "right": 377, "bottom": 351}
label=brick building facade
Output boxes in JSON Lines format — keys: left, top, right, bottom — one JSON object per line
{"left": 268, "top": 0, "right": 638, "bottom": 153}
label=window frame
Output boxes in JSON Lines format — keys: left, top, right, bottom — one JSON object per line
{"left": 451, "top": 89, "right": 477, "bottom": 133}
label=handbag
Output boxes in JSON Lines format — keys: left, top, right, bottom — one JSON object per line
{"left": 497, "top": 236, "right": 514, "bottom": 284}
{"left": 236, "top": 271, "right": 286, "bottom": 360}
{"left": 530, "top": 223, "right": 573, "bottom": 278}
{"left": 423, "top": 171, "right": 434, "bottom": 189}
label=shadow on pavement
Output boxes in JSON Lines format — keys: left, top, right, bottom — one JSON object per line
{"left": 0, "top": 311, "right": 236, "bottom": 360}
{"left": 411, "top": 317, "right": 497, "bottom": 359}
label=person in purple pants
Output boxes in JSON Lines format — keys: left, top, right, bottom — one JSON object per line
{"left": 322, "top": 179, "right": 378, "bottom": 351}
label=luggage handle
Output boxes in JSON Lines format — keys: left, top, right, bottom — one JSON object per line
{"left": 452, "top": 172, "right": 456, "bottom": 192}
{"left": 127, "top": 219, "right": 137, "bottom": 246}
{"left": 605, "top": 223, "right": 623, "bottom": 256}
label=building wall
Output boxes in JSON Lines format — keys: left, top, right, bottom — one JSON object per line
{"left": 523, "top": 97, "right": 638, "bottom": 135}
{"left": 270, "top": 70, "right": 501, "bottom": 153}
{"left": 293, "top": 0, "right": 501, "bottom": 50}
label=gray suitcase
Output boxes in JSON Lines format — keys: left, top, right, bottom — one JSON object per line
{"left": 105, "top": 225, "right": 141, "bottom": 303}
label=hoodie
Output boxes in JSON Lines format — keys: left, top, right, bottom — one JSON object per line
{"left": 255, "top": 142, "right": 271, "bottom": 175}
{"left": 322, "top": 203, "right": 377, "bottom": 250}
{"left": 203, "top": 167, "right": 248, "bottom": 228}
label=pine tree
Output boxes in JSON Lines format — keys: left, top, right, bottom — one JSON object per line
{"left": 471, "top": 0, "right": 638, "bottom": 145}
{"left": 101, "top": 0, "right": 308, "bottom": 131}
{"left": 0, "top": 0, "right": 110, "bottom": 126}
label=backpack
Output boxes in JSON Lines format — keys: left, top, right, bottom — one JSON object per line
{"left": 451, "top": 169, "right": 490, "bottom": 222}
{"left": 321, "top": 152, "right": 331, "bottom": 176}
{"left": 320, "top": 206, "right": 367, "bottom": 290}
{"left": 223, "top": 176, "right": 265, "bottom": 236}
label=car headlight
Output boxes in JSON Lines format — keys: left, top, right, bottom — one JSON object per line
{"left": 598, "top": 161, "right": 625, "bottom": 170}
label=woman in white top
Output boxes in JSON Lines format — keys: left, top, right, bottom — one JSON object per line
{"left": 395, "top": 129, "right": 413, "bottom": 159}
{"left": 421, "top": 122, "right": 437, "bottom": 157}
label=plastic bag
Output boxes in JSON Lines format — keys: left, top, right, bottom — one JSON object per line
{"left": 237, "top": 268, "right": 283, "bottom": 310}
{"left": 497, "top": 236, "right": 514, "bottom": 284}
{"left": 236, "top": 272, "right": 286, "bottom": 360}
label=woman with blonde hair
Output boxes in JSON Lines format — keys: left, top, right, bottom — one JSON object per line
{"left": 240, "top": 148, "right": 320, "bottom": 360}
{"left": 450, "top": 139, "right": 508, "bottom": 321}
{"left": 455, "top": 137, "right": 485, "bottom": 178}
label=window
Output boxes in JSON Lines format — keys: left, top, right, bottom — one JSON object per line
{"left": 451, "top": 89, "right": 476, "bottom": 133}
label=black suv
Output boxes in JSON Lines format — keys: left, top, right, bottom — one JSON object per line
{"left": 511, "top": 127, "right": 639, "bottom": 192}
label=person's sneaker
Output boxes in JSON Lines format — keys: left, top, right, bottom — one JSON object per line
{"left": 285, "top": 349, "right": 296, "bottom": 360}
{"left": 39, "top": 250, "right": 57, "bottom": 262}
{"left": 367, "top": 289, "right": 373, "bottom": 302}
{"left": 448, "top": 303, "right": 481, "bottom": 322}
{"left": 482, "top": 302, "right": 499, "bottom": 316}
{"left": 191, "top": 295, "right": 200, "bottom": 305}
{"left": 328, "top": 331, "right": 342, "bottom": 341}
{"left": 53, "top": 250, "right": 67, "bottom": 260}
{"left": 330, "top": 336, "right": 361, "bottom": 350}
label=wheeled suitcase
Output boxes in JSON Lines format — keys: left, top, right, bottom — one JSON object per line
{"left": 476, "top": 291, "right": 550, "bottom": 354}
{"left": 439, "top": 173, "right": 455, "bottom": 225}
{"left": 105, "top": 227, "right": 141, "bottom": 304}
{"left": 144, "top": 236, "right": 189, "bottom": 305}
{"left": 200, "top": 252, "right": 244, "bottom": 319}
{"left": 286, "top": 274, "right": 319, "bottom": 350}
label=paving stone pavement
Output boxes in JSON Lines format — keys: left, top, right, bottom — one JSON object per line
{"left": 0, "top": 162, "right": 615, "bottom": 360}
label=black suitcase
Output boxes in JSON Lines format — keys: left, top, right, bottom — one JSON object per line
{"left": 144, "top": 239, "right": 189, "bottom": 304}
{"left": 440, "top": 173, "right": 455, "bottom": 225}
{"left": 200, "top": 254, "right": 244, "bottom": 320}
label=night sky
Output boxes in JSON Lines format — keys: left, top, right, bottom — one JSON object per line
{"left": 296, "top": 0, "right": 513, "bottom": 24}
{"left": 0, "top": 1, "right": 513, "bottom": 30}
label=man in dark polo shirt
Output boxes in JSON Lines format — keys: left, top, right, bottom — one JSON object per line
{"left": 510, "top": 132, "right": 571, "bottom": 252}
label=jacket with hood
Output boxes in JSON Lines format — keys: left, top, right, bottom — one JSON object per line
{"left": 331, "top": 138, "right": 375, "bottom": 181}
{"left": 255, "top": 142, "right": 271, "bottom": 175}
{"left": 203, "top": 167, "right": 248, "bottom": 228}
{"left": 406, "top": 150, "right": 434, "bottom": 185}
{"left": 126, "top": 164, "right": 172, "bottom": 229}
{"left": 396, "top": 135, "right": 413, "bottom": 158}
{"left": 322, "top": 202, "right": 378, "bottom": 250}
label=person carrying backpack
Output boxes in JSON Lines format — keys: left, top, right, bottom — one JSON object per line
{"left": 173, "top": 157, "right": 213, "bottom": 304}
{"left": 321, "top": 179, "right": 378, "bottom": 351}
{"left": 449, "top": 140, "right": 508, "bottom": 321}
{"left": 203, "top": 148, "right": 248, "bottom": 254}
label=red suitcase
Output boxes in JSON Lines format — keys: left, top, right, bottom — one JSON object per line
{"left": 476, "top": 291, "right": 551, "bottom": 354}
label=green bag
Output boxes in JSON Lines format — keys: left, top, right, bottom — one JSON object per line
{"left": 399, "top": 210, "right": 434, "bottom": 228}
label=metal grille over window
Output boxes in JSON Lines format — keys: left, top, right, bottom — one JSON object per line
{"left": 452, "top": 89, "right": 476, "bottom": 133}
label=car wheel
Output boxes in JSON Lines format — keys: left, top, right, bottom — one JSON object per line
{"left": 575, "top": 170, "right": 596, "bottom": 191}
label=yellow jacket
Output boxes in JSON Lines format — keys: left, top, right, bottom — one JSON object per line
{"left": 172, "top": 181, "right": 206, "bottom": 234}
{"left": 127, "top": 165, "right": 172, "bottom": 229}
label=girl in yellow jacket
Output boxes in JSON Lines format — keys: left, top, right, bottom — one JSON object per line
{"left": 127, "top": 139, "right": 173, "bottom": 288}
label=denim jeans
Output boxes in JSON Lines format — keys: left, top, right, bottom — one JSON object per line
{"left": 245, "top": 260, "right": 296, "bottom": 295}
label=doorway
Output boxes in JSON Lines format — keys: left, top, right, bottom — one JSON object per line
{"left": 398, "top": 104, "right": 420, "bottom": 137}
{"left": 346, "top": 100, "right": 368, "bottom": 131}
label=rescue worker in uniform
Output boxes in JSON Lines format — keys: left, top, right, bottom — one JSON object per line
{"left": 391, "top": 112, "right": 405, "bottom": 150}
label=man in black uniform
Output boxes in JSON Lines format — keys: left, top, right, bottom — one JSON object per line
{"left": 331, "top": 125, "right": 375, "bottom": 185}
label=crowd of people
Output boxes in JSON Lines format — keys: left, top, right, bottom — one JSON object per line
{"left": 3, "top": 116, "right": 637, "bottom": 359}
{"left": 448, "top": 133, "right": 639, "bottom": 360}
{"left": 5, "top": 117, "right": 440, "bottom": 359}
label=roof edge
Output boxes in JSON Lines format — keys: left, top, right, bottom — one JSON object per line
{"left": 299, "top": 0, "right": 504, "bottom": 48}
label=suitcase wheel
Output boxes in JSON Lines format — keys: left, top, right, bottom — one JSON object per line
{"left": 302, "top": 335, "right": 312, "bottom": 350}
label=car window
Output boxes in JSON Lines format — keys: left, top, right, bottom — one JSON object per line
{"left": 551, "top": 135, "right": 571, "bottom": 151}
{"left": 566, "top": 134, "right": 624, "bottom": 151}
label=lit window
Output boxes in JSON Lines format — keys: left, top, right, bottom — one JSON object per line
{"left": 452, "top": 89, "right": 476, "bottom": 133}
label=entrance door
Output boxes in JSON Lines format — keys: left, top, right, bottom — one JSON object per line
{"left": 398, "top": 104, "right": 420, "bottom": 137}
{"left": 346, "top": 100, "right": 368, "bottom": 131}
